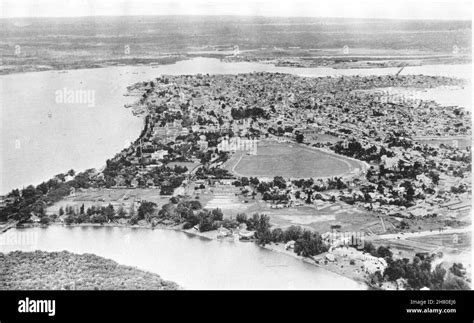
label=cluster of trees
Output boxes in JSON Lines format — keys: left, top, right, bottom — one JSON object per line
{"left": 61, "top": 203, "right": 126, "bottom": 225}
{"left": 0, "top": 169, "right": 95, "bottom": 222}
{"left": 140, "top": 198, "right": 224, "bottom": 232}
{"left": 255, "top": 176, "right": 287, "bottom": 193}
{"left": 333, "top": 140, "right": 394, "bottom": 163}
{"left": 292, "top": 177, "right": 348, "bottom": 192}
{"left": 231, "top": 176, "right": 260, "bottom": 187}
{"left": 234, "top": 213, "right": 328, "bottom": 256}
{"left": 183, "top": 208, "right": 224, "bottom": 232}
{"left": 103, "top": 160, "right": 187, "bottom": 194}
{"left": 364, "top": 242, "right": 470, "bottom": 290}
{"left": 450, "top": 184, "right": 468, "bottom": 194}
{"left": 231, "top": 107, "right": 267, "bottom": 120}
{"left": 196, "top": 167, "right": 234, "bottom": 179}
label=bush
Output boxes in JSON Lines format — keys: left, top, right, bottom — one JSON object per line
{"left": 236, "top": 213, "right": 247, "bottom": 224}
{"left": 39, "top": 216, "right": 51, "bottom": 225}
{"left": 63, "top": 215, "right": 74, "bottom": 225}
{"left": 376, "top": 246, "right": 393, "bottom": 259}
{"left": 129, "top": 215, "right": 139, "bottom": 225}
{"left": 90, "top": 214, "right": 107, "bottom": 224}
{"left": 362, "top": 241, "right": 377, "bottom": 256}
{"left": 182, "top": 222, "right": 195, "bottom": 230}
{"left": 75, "top": 213, "right": 89, "bottom": 224}
{"left": 221, "top": 218, "right": 239, "bottom": 229}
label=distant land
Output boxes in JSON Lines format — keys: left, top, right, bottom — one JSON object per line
{"left": 0, "top": 16, "right": 471, "bottom": 74}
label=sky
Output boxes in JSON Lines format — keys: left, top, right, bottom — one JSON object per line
{"left": 1, "top": 0, "right": 472, "bottom": 20}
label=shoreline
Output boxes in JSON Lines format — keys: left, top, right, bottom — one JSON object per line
{"left": 2, "top": 61, "right": 470, "bottom": 290}
{"left": 0, "top": 56, "right": 189, "bottom": 77}
{"left": 11, "top": 221, "right": 368, "bottom": 289}
{"left": 1, "top": 55, "right": 471, "bottom": 78}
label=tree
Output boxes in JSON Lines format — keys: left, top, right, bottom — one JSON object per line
{"left": 137, "top": 201, "right": 157, "bottom": 220}
{"left": 76, "top": 213, "right": 89, "bottom": 224}
{"left": 117, "top": 206, "right": 127, "bottom": 218}
{"left": 254, "top": 214, "right": 272, "bottom": 246}
{"left": 249, "top": 177, "right": 260, "bottom": 186}
{"left": 198, "top": 211, "right": 215, "bottom": 232}
{"left": 427, "top": 171, "right": 440, "bottom": 185}
{"left": 284, "top": 225, "right": 303, "bottom": 242}
{"left": 430, "top": 264, "right": 447, "bottom": 290}
{"left": 363, "top": 241, "right": 377, "bottom": 256}
{"left": 376, "top": 246, "right": 393, "bottom": 259}
{"left": 384, "top": 259, "right": 406, "bottom": 281}
{"left": 294, "top": 230, "right": 328, "bottom": 257}
{"left": 296, "top": 133, "right": 304, "bottom": 143}
{"left": 271, "top": 228, "right": 285, "bottom": 242}
{"left": 273, "top": 176, "right": 286, "bottom": 189}
{"left": 104, "top": 204, "right": 115, "bottom": 222}
{"left": 211, "top": 208, "right": 223, "bottom": 221}
{"left": 236, "top": 213, "right": 247, "bottom": 224}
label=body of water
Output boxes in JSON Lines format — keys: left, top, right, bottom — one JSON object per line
{"left": 0, "top": 226, "right": 364, "bottom": 290}
{"left": 0, "top": 58, "right": 471, "bottom": 193}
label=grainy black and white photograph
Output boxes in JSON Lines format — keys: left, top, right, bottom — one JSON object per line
{"left": 0, "top": 0, "right": 472, "bottom": 314}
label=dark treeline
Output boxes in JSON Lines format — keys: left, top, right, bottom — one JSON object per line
{"left": 363, "top": 242, "right": 470, "bottom": 290}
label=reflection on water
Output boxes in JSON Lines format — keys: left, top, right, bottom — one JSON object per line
{"left": 1, "top": 226, "right": 364, "bottom": 290}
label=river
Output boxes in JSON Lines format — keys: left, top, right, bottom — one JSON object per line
{"left": 0, "top": 57, "right": 471, "bottom": 194}
{"left": 0, "top": 226, "right": 364, "bottom": 290}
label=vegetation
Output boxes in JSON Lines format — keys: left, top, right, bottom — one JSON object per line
{"left": 0, "top": 251, "right": 179, "bottom": 290}
{"left": 364, "top": 242, "right": 471, "bottom": 290}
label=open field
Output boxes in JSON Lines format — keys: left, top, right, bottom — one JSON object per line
{"left": 263, "top": 203, "right": 378, "bottom": 233}
{"left": 414, "top": 138, "right": 472, "bottom": 149}
{"left": 228, "top": 142, "right": 362, "bottom": 179}
{"left": 407, "top": 232, "right": 472, "bottom": 251}
{"left": 210, "top": 197, "right": 379, "bottom": 233}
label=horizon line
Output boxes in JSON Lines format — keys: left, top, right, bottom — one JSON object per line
{"left": 0, "top": 14, "right": 472, "bottom": 22}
